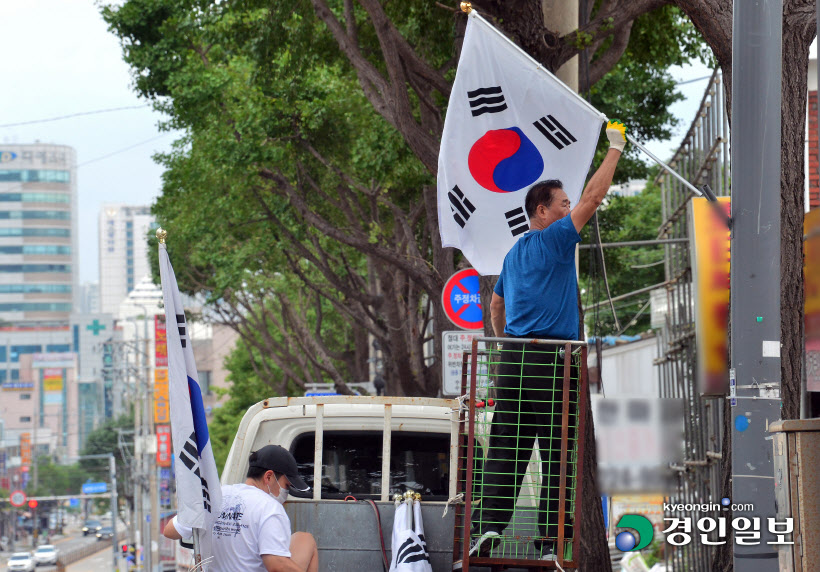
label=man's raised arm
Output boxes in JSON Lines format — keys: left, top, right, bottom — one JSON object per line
{"left": 570, "top": 120, "right": 627, "bottom": 233}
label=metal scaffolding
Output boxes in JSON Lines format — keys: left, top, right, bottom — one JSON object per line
{"left": 655, "top": 70, "right": 729, "bottom": 572}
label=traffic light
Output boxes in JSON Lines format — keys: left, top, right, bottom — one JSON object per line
{"left": 121, "top": 543, "right": 129, "bottom": 554}
{"left": 27, "top": 499, "right": 37, "bottom": 509}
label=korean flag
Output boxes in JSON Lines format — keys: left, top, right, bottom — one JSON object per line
{"left": 437, "top": 11, "right": 605, "bottom": 275}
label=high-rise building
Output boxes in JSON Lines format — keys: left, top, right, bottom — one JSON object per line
{"left": 78, "top": 282, "right": 100, "bottom": 314}
{"left": 99, "top": 205, "right": 155, "bottom": 314}
{"left": 0, "top": 144, "right": 78, "bottom": 323}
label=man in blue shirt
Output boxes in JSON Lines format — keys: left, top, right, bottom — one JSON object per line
{"left": 470, "top": 121, "right": 627, "bottom": 560}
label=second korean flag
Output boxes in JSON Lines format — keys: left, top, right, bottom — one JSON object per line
{"left": 437, "top": 12, "right": 604, "bottom": 275}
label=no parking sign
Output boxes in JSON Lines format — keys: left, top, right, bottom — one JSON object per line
{"left": 442, "top": 268, "right": 484, "bottom": 330}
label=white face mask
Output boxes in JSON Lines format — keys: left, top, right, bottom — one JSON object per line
{"left": 267, "top": 477, "right": 289, "bottom": 505}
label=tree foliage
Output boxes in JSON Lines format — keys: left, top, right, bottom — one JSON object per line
{"left": 81, "top": 413, "right": 135, "bottom": 511}
{"left": 103, "top": 0, "right": 706, "bottom": 401}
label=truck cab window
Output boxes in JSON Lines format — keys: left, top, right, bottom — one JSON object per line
{"left": 290, "top": 431, "right": 450, "bottom": 500}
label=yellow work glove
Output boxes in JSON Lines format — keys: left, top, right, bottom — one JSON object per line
{"left": 606, "top": 119, "right": 627, "bottom": 153}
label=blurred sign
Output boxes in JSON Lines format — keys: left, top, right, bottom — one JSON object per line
{"left": 154, "top": 369, "right": 169, "bottom": 423}
{"left": 32, "top": 352, "right": 74, "bottom": 369}
{"left": 2, "top": 382, "right": 33, "bottom": 390}
{"left": 81, "top": 482, "right": 108, "bottom": 494}
{"left": 592, "top": 396, "right": 683, "bottom": 495}
{"left": 20, "top": 433, "right": 31, "bottom": 466}
{"left": 43, "top": 368, "right": 63, "bottom": 405}
{"left": 156, "top": 424, "right": 172, "bottom": 467}
{"left": 0, "top": 451, "right": 7, "bottom": 475}
{"left": 690, "top": 197, "right": 731, "bottom": 394}
{"left": 155, "top": 315, "right": 168, "bottom": 367}
{"left": 441, "top": 331, "right": 484, "bottom": 395}
{"left": 9, "top": 490, "right": 26, "bottom": 507}
{"left": 805, "top": 209, "right": 820, "bottom": 391}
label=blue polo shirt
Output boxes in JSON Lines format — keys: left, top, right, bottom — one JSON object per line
{"left": 494, "top": 214, "right": 581, "bottom": 339}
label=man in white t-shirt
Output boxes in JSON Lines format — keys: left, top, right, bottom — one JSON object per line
{"left": 163, "top": 445, "right": 318, "bottom": 572}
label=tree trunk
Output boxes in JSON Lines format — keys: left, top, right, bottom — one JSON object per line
{"left": 710, "top": 3, "right": 815, "bottom": 570}
{"left": 779, "top": 1, "right": 813, "bottom": 421}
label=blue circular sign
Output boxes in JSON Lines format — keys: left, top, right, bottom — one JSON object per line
{"left": 442, "top": 269, "right": 484, "bottom": 330}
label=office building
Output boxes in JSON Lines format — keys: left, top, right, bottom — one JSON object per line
{"left": 0, "top": 144, "right": 78, "bottom": 323}
{"left": 78, "top": 282, "right": 100, "bottom": 314}
{"left": 99, "top": 204, "right": 155, "bottom": 314}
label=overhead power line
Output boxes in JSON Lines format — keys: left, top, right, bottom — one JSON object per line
{"left": 77, "top": 133, "right": 172, "bottom": 168}
{"left": 0, "top": 104, "right": 152, "bottom": 129}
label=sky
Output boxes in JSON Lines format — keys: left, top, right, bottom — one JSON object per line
{"left": 1, "top": 1, "right": 724, "bottom": 284}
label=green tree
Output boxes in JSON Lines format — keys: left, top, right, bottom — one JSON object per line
{"left": 104, "top": 0, "right": 704, "bottom": 398}
{"left": 81, "top": 413, "right": 135, "bottom": 513}
{"left": 580, "top": 180, "right": 665, "bottom": 336}
{"left": 208, "top": 340, "right": 288, "bottom": 471}
{"left": 28, "top": 458, "right": 88, "bottom": 497}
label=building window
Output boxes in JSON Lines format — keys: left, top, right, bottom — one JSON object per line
{"left": 198, "top": 371, "right": 212, "bottom": 396}
{"left": 0, "top": 264, "right": 71, "bottom": 273}
{"left": 0, "top": 284, "right": 71, "bottom": 294}
{"left": 0, "top": 228, "right": 70, "bottom": 238}
{"left": 10, "top": 370, "right": 19, "bottom": 381}
{"left": 46, "top": 344, "right": 70, "bottom": 353}
{"left": 0, "top": 303, "right": 71, "bottom": 312}
{"left": 19, "top": 416, "right": 31, "bottom": 423}
{"left": 10, "top": 346, "right": 41, "bottom": 362}
{"left": 0, "top": 245, "right": 71, "bottom": 255}
{"left": 0, "top": 211, "right": 70, "bottom": 220}
{"left": 20, "top": 394, "right": 31, "bottom": 400}
{"left": 0, "top": 192, "right": 70, "bottom": 204}
{"left": 0, "top": 170, "right": 70, "bottom": 183}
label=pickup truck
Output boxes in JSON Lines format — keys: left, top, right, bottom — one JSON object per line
{"left": 175, "top": 394, "right": 546, "bottom": 571}
{"left": 173, "top": 396, "right": 459, "bottom": 570}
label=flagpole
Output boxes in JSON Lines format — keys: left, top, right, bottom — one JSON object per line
{"left": 459, "top": 2, "right": 705, "bottom": 198}
{"left": 157, "top": 227, "right": 207, "bottom": 571}
{"left": 193, "top": 528, "right": 203, "bottom": 571}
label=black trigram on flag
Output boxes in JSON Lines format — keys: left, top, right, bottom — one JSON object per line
{"left": 176, "top": 313, "right": 187, "bottom": 348}
{"left": 467, "top": 86, "right": 507, "bottom": 116}
{"left": 179, "top": 431, "right": 214, "bottom": 513}
{"left": 533, "top": 114, "right": 577, "bottom": 150}
{"left": 449, "top": 185, "right": 476, "bottom": 228}
{"left": 395, "top": 535, "right": 430, "bottom": 565}
{"left": 505, "top": 206, "right": 529, "bottom": 237}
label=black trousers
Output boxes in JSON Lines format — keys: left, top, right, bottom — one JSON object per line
{"left": 471, "top": 343, "right": 578, "bottom": 541}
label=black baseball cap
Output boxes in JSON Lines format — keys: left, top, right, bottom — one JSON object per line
{"left": 249, "top": 445, "right": 310, "bottom": 492}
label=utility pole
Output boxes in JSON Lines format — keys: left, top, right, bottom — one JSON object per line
{"left": 73, "top": 454, "right": 119, "bottom": 570}
{"left": 110, "top": 454, "right": 119, "bottom": 571}
{"left": 730, "top": 0, "right": 782, "bottom": 570}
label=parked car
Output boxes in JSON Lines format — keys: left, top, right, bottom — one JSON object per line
{"left": 81, "top": 519, "right": 102, "bottom": 536}
{"left": 95, "top": 526, "right": 114, "bottom": 541}
{"left": 32, "top": 544, "right": 57, "bottom": 566}
{"left": 7, "top": 552, "right": 35, "bottom": 571}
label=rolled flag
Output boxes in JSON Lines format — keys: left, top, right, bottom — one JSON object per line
{"left": 437, "top": 10, "right": 605, "bottom": 275}
{"left": 158, "top": 234, "right": 222, "bottom": 566}
{"left": 389, "top": 498, "right": 432, "bottom": 572}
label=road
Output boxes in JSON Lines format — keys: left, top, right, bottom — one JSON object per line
{"left": 5, "top": 534, "right": 116, "bottom": 572}
{"left": 66, "top": 547, "right": 120, "bottom": 572}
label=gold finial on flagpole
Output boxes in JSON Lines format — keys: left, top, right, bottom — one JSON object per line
{"left": 156, "top": 227, "right": 167, "bottom": 244}
{"left": 460, "top": 2, "right": 472, "bottom": 13}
